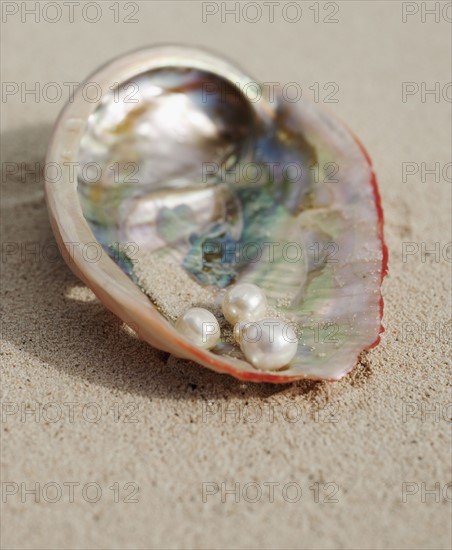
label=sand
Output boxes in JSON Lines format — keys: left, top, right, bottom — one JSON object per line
{"left": 1, "top": 3, "right": 451, "bottom": 549}
{"left": 133, "top": 249, "right": 222, "bottom": 323}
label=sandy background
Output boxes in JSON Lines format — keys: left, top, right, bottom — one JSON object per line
{"left": 1, "top": 1, "right": 451, "bottom": 549}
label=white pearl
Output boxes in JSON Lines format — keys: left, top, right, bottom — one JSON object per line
{"left": 238, "top": 318, "right": 298, "bottom": 371}
{"left": 176, "top": 307, "right": 220, "bottom": 350}
{"left": 222, "top": 283, "right": 267, "bottom": 324}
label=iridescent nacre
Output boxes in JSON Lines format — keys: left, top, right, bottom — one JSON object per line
{"left": 46, "top": 45, "right": 387, "bottom": 382}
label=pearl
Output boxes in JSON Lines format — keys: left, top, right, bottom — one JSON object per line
{"left": 237, "top": 318, "right": 298, "bottom": 371}
{"left": 176, "top": 307, "right": 220, "bottom": 350}
{"left": 222, "top": 283, "right": 267, "bottom": 324}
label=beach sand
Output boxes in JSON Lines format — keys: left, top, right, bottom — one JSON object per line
{"left": 1, "top": 3, "right": 451, "bottom": 549}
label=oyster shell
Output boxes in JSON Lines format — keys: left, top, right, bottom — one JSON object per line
{"left": 45, "top": 45, "right": 387, "bottom": 383}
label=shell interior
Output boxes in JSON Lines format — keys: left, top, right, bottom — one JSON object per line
{"left": 76, "top": 61, "right": 386, "bottom": 381}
